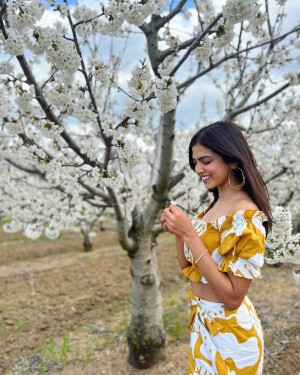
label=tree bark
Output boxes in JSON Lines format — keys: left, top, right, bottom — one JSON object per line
{"left": 127, "top": 233, "right": 165, "bottom": 368}
{"left": 125, "top": 110, "right": 176, "bottom": 367}
{"left": 81, "top": 227, "right": 93, "bottom": 252}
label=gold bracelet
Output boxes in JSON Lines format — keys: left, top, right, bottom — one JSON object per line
{"left": 194, "top": 249, "right": 209, "bottom": 264}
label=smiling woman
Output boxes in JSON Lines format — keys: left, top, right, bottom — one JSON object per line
{"left": 160, "top": 121, "right": 273, "bottom": 375}
{"left": 191, "top": 144, "right": 235, "bottom": 192}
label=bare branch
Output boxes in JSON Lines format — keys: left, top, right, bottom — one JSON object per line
{"left": 265, "top": 167, "right": 289, "bottom": 184}
{"left": 168, "top": 171, "right": 185, "bottom": 191}
{"left": 223, "top": 82, "right": 290, "bottom": 120}
{"left": 178, "top": 25, "right": 300, "bottom": 90}
{"left": 169, "top": 13, "right": 223, "bottom": 77}
{"left": 5, "top": 158, "right": 45, "bottom": 177}
{"left": 156, "top": 0, "right": 188, "bottom": 29}
{"left": 41, "top": 69, "right": 58, "bottom": 90}
{"left": 265, "top": 0, "right": 274, "bottom": 46}
{"left": 78, "top": 179, "right": 111, "bottom": 202}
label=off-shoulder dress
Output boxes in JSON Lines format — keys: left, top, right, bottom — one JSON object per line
{"left": 182, "top": 210, "right": 267, "bottom": 375}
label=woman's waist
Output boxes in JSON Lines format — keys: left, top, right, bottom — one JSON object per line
{"left": 188, "top": 284, "right": 252, "bottom": 312}
{"left": 190, "top": 281, "right": 222, "bottom": 305}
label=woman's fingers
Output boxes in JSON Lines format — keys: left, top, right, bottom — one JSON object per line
{"left": 160, "top": 205, "right": 187, "bottom": 234}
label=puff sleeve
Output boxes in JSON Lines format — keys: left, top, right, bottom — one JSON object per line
{"left": 217, "top": 211, "right": 267, "bottom": 279}
{"left": 182, "top": 264, "right": 202, "bottom": 282}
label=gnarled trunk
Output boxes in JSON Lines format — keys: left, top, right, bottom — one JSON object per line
{"left": 127, "top": 234, "right": 165, "bottom": 368}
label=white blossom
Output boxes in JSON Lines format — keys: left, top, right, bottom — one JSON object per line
{"left": 5, "top": 30, "right": 24, "bottom": 55}
{"left": 7, "top": 1, "right": 46, "bottom": 32}
{"left": 198, "top": 0, "right": 216, "bottom": 24}
{"left": 125, "top": 101, "right": 150, "bottom": 125}
{"left": 47, "top": 40, "right": 80, "bottom": 75}
{"left": 128, "top": 64, "right": 154, "bottom": 98}
{"left": 223, "top": 0, "right": 260, "bottom": 24}
{"left": 283, "top": 72, "right": 299, "bottom": 86}
{"left": 213, "top": 23, "right": 234, "bottom": 49}
{"left": 102, "top": 174, "right": 124, "bottom": 189}
{"left": 118, "top": 140, "right": 141, "bottom": 166}
{"left": 245, "top": 12, "right": 267, "bottom": 38}
{"left": 123, "top": 0, "right": 159, "bottom": 26}
{"left": 73, "top": 105, "right": 97, "bottom": 124}
{"left": 72, "top": 5, "right": 98, "bottom": 22}
{"left": 0, "top": 61, "right": 14, "bottom": 75}
{"left": 193, "top": 37, "right": 213, "bottom": 62}
{"left": 16, "top": 86, "right": 35, "bottom": 112}
{"left": 94, "top": 62, "right": 110, "bottom": 87}
{"left": 154, "top": 76, "right": 178, "bottom": 113}
{"left": 57, "top": 3, "right": 68, "bottom": 18}
{"left": 265, "top": 207, "right": 300, "bottom": 265}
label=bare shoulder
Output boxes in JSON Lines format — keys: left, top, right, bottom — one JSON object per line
{"left": 232, "top": 198, "right": 259, "bottom": 212}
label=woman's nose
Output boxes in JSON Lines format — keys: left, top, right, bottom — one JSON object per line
{"left": 195, "top": 164, "right": 204, "bottom": 173}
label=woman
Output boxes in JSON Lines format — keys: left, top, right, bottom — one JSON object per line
{"left": 160, "top": 121, "right": 273, "bottom": 375}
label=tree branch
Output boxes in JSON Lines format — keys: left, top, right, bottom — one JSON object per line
{"left": 106, "top": 186, "right": 138, "bottom": 252}
{"left": 169, "top": 13, "right": 223, "bottom": 77}
{"left": 178, "top": 25, "right": 300, "bottom": 90}
{"left": 156, "top": 0, "right": 188, "bottom": 29}
{"left": 64, "top": 2, "right": 113, "bottom": 171}
{"left": 78, "top": 179, "right": 111, "bottom": 202}
{"left": 265, "top": 167, "right": 289, "bottom": 184}
{"left": 223, "top": 82, "right": 290, "bottom": 120}
{"left": 143, "top": 110, "right": 177, "bottom": 231}
{"left": 5, "top": 158, "right": 45, "bottom": 177}
{"left": 0, "top": 12, "right": 102, "bottom": 169}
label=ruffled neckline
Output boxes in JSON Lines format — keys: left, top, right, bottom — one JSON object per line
{"left": 197, "top": 209, "right": 265, "bottom": 224}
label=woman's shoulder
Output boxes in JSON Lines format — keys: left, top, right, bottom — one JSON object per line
{"left": 224, "top": 200, "right": 267, "bottom": 234}
{"left": 227, "top": 199, "right": 265, "bottom": 224}
{"left": 230, "top": 199, "right": 259, "bottom": 212}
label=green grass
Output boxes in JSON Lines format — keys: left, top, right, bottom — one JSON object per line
{"left": 164, "top": 307, "right": 187, "bottom": 339}
{"left": 0, "top": 323, "right": 7, "bottom": 338}
{"left": 12, "top": 333, "right": 72, "bottom": 374}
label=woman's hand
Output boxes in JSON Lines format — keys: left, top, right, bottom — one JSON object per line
{"left": 160, "top": 204, "right": 194, "bottom": 239}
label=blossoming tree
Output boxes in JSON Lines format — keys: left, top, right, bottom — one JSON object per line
{"left": 0, "top": 0, "right": 299, "bottom": 368}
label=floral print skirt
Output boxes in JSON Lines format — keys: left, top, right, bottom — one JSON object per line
{"left": 187, "top": 288, "right": 264, "bottom": 375}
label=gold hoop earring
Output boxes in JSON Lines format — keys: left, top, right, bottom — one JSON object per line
{"left": 228, "top": 167, "right": 245, "bottom": 190}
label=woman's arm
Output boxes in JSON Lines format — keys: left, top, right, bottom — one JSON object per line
{"left": 163, "top": 205, "right": 252, "bottom": 310}
{"left": 185, "top": 229, "right": 252, "bottom": 310}
{"left": 176, "top": 236, "right": 192, "bottom": 270}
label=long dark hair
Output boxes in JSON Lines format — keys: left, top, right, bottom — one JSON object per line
{"left": 189, "top": 121, "right": 273, "bottom": 233}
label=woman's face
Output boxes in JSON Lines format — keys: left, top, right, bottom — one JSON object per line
{"left": 192, "top": 144, "right": 235, "bottom": 190}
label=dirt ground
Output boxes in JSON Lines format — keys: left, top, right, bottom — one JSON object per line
{"left": 0, "top": 227, "right": 299, "bottom": 375}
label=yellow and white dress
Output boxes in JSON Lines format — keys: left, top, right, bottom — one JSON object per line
{"left": 182, "top": 210, "right": 267, "bottom": 375}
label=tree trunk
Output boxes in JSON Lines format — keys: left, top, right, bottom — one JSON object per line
{"left": 82, "top": 228, "right": 93, "bottom": 252}
{"left": 127, "top": 234, "right": 165, "bottom": 368}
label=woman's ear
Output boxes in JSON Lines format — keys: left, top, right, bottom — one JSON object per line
{"left": 229, "top": 162, "right": 239, "bottom": 169}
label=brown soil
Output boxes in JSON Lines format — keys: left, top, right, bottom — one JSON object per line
{"left": 0, "top": 228, "right": 299, "bottom": 375}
